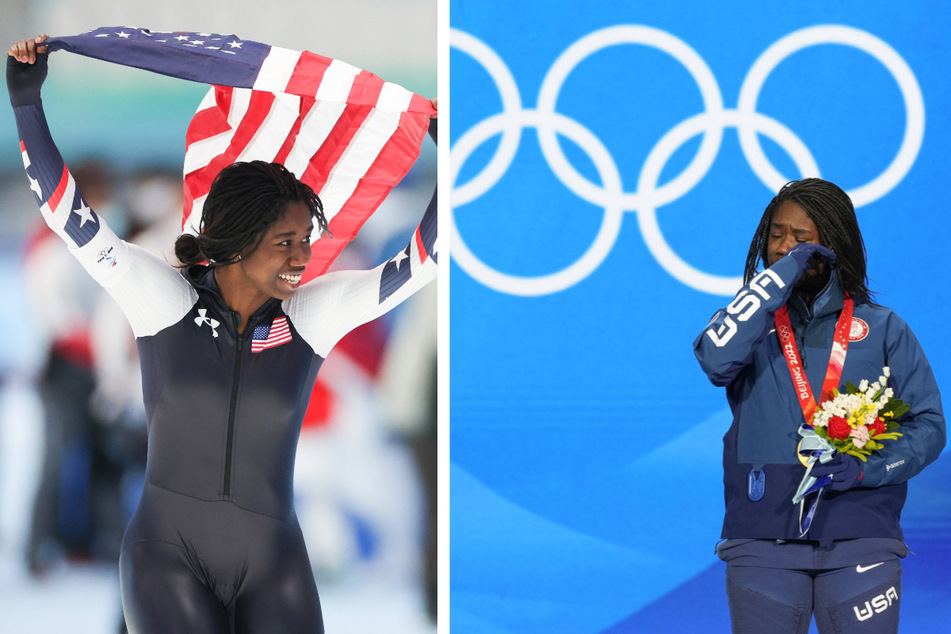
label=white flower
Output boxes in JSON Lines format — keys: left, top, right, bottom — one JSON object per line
{"left": 859, "top": 379, "right": 869, "bottom": 393}
{"left": 883, "top": 367, "right": 891, "bottom": 378}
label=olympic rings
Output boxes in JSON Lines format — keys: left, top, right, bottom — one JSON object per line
{"left": 450, "top": 29, "right": 524, "bottom": 208}
{"left": 451, "top": 110, "right": 625, "bottom": 296}
{"left": 737, "top": 25, "right": 925, "bottom": 208}
{"left": 450, "top": 24, "right": 925, "bottom": 297}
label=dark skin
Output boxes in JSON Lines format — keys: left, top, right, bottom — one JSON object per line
{"left": 767, "top": 200, "right": 832, "bottom": 301}
{"left": 8, "top": 34, "right": 48, "bottom": 62}
{"left": 215, "top": 93, "right": 436, "bottom": 334}
{"left": 215, "top": 201, "right": 314, "bottom": 334}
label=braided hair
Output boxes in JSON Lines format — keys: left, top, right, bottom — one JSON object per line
{"left": 175, "top": 161, "right": 329, "bottom": 267}
{"left": 743, "top": 178, "right": 878, "bottom": 306}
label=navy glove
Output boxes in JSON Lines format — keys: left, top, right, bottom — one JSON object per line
{"left": 811, "top": 453, "right": 864, "bottom": 492}
{"left": 785, "top": 242, "right": 836, "bottom": 277}
{"left": 6, "top": 51, "right": 48, "bottom": 108}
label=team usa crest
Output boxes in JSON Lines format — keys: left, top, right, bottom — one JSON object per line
{"left": 849, "top": 317, "right": 870, "bottom": 342}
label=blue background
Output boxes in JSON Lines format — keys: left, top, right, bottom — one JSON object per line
{"left": 449, "top": 1, "right": 951, "bottom": 632}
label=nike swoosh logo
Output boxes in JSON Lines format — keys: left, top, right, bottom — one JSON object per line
{"left": 856, "top": 562, "right": 885, "bottom": 573}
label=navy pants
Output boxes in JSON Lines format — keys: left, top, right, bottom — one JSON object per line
{"left": 717, "top": 538, "right": 905, "bottom": 634}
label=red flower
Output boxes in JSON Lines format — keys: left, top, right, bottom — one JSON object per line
{"left": 827, "top": 416, "right": 852, "bottom": 440}
{"left": 869, "top": 417, "right": 887, "bottom": 436}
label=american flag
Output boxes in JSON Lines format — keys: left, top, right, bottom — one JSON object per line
{"left": 251, "top": 316, "right": 292, "bottom": 353}
{"left": 43, "top": 27, "right": 435, "bottom": 276}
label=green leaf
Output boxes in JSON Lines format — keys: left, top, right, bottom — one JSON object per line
{"left": 874, "top": 432, "right": 903, "bottom": 441}
{"left": 845, "top": 381, "right": 858, "bottom": 394}
{"left": 881, "top": 400, "right": 909, "bottom": 419}
{"left": 846, "top": 449, "right": 869, "bottom": 462}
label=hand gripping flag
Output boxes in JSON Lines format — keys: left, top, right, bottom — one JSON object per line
{"left": 43, "top": 27, "right": 436, "bottom": 276}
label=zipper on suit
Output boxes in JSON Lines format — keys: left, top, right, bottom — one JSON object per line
{"left": 223, "top": 311, "right": 244, "bottom": 498}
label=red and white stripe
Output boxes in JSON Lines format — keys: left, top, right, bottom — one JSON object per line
{"left": 182, "top": 46, "right": 434, "bottom": 277}
{"left": 21, "top": 141, "right": 75, "bottom": 233}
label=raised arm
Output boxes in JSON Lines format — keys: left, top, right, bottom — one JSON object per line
{"left": 693, "top": 243, "right": 835, "bottom": 386}
{"left": 8, "top": 37, "right": 197, "bottom": 337}
{"left": 285, "top": 177, "right": 437, "bottom": 357}
{"left": 8, "top": 36, "right": 129, "bottom": 283}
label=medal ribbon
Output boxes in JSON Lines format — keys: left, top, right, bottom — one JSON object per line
{"left": 776, "top": 294, "right": 854, "bottom": 537}
{"left": 775, "top": 296, "right": 854, "bottom": 426}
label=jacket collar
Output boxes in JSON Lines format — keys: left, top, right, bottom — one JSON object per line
{"left": 788, "top": 270, "right": 845, "bottom": 322}
{"left": 183, "top": 263, "right": 219, "bottom": 294}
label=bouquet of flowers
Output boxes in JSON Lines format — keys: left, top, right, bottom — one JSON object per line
{"left": 809, "top": 367, "right": 907, "bottom": 461}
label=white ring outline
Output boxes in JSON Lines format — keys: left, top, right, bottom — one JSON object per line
{"left": 450, "top": 29, "right": 524, "bottom": 206}
{"left": 450, "top": 24, "right": 924, "bottom": 296}
{"left": 638, "top": 109, "right": 820, "bottom": 295}
{"left": 536, "top": 25, "right": 725, "bottom": 210}
{"left": 451, "top": 109, "right": 625, "bottom": 296}
{"left": 737, "top": 24, "right": 925, "bottom": 207}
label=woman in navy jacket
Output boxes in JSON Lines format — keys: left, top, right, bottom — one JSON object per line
{"left": 694, "top": 178, "right": 945, "bottom": 633}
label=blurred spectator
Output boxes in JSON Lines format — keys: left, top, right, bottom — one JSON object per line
{"left": 379, "top": 282, "right": 437, "bottom": 622}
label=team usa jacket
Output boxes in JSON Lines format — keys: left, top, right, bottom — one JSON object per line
{"left": 694, "top": 254, "right": 945, "bottom": 543}
{"left": 11, "top": 76, "right": 437, "bottom": 524}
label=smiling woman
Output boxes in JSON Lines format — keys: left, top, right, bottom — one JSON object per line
{"left": 8, "top": 33, "right": 437, "bottom": 634}
{"left": 174, "top": 161, "right": 329, "bottom": 332}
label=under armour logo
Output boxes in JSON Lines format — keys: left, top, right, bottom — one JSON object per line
{"left": 195, "top": 308, "right": 220, "bottom": 338}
